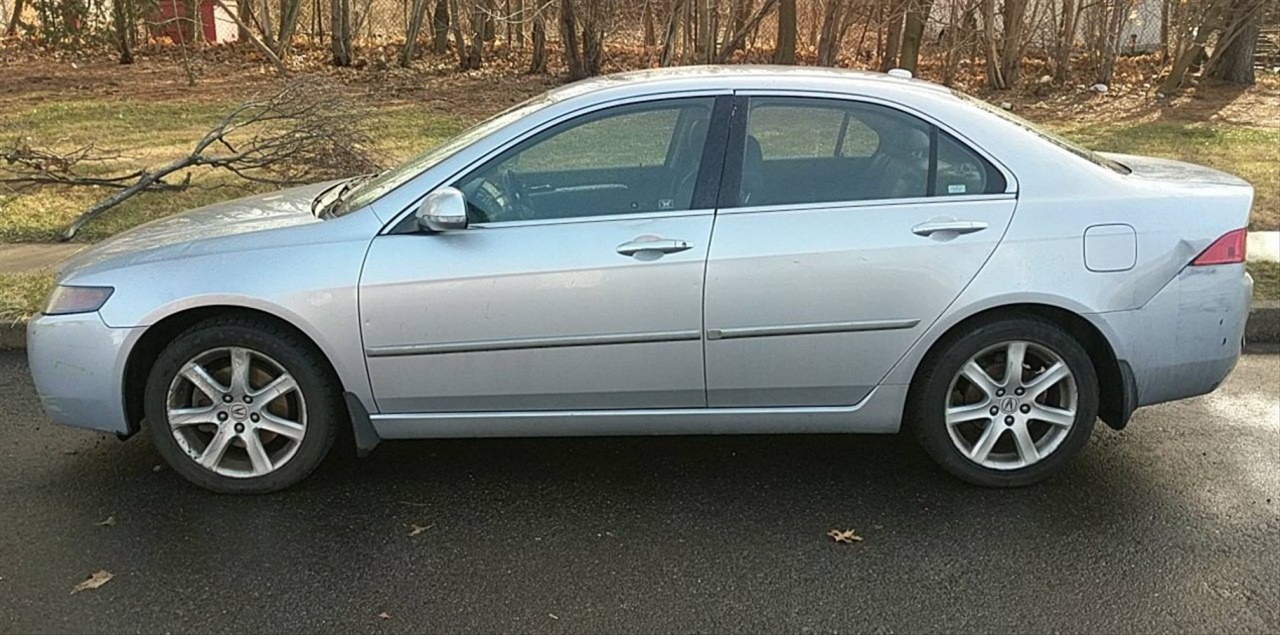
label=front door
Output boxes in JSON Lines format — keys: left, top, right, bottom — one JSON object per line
{"left": 703, "top": 95, "right": 1018, "bottom": 407}
{"left": 360, "top": 96, "right": 728, "bottom": 413}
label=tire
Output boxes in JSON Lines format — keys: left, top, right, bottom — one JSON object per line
{"left": 907, "top": 315, "right": 1099, "bottom": 488}
{"left": 143, "top": 316, "right": 342, "bottom": 494}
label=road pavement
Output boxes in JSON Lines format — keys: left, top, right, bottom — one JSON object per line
{"left": 1, "top": 350, "right": 1277, "bottom": 634}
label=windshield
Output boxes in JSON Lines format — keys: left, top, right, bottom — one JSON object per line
{"left": 955, "top": 92, "right": 1131, "bottom": 175}
{"left": 329, "top": 96, "right": 555, "bottom": 216}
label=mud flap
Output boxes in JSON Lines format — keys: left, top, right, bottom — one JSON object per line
{"left": 1100, "top": 360, "right": 1139, "bottom": 431}
{"left": 343, "top": 392, "right": 381, "bottom": 457}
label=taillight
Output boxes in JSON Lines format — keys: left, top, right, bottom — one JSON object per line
{"left": 1191, "top": 228, "right": 1248, "bottom": 266}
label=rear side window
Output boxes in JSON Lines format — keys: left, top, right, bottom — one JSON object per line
{"left": 734, "top": 97, "right": 1006, "bottom": 208}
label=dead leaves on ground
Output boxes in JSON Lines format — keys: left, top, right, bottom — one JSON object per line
{"left": 70, "top": 570, "right": 113, "bottom": 594}
{"left": 827, "top": 528, "right": 864, "bottom": 544}
{"left": 377, "top": 611, "right": 393, "bottom": 620}
{"left": 407, "top": 523, "right": 434, "bottom": 537}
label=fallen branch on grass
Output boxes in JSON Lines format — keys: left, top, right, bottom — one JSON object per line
{"left": 58, "top": 81, "right": 381, "bottom": 241}
{"left": 1, "top": 142, "right": 190, "bottom": 193}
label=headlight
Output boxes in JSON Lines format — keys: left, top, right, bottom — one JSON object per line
{"left": 44, "top": 285, "right": 114, "bottom": 315}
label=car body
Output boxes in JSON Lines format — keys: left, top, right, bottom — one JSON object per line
{"left": 27, "top": 66, "right": 1254, "bottom": 491}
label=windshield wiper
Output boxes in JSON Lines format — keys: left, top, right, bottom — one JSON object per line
{"left": 310, "top": 179, "right": 349, "bottom": 217}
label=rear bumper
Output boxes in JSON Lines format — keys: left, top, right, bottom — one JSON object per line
{"left": 1092, "top": 264, "right": 1252, "bottom": 408}
{"left": 26, "top": 312, "right": 142, "bottom": 435}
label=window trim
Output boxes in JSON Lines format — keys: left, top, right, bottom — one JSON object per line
{"left": 387, "top": 92, "right": 733, "bottom": 233}
{"left": 715, "top": 192, "right": 1017, "bottom": 217}
{"left": 723, "top": 90, "right": 1018, "bottom": 210}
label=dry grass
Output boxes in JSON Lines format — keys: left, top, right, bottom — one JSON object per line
{"left": 0, "top": 272, "right": 55, "bottom": 324}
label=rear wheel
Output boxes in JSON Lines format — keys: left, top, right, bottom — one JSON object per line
{"left": 144, "top": 317, "right": 340, "bottom": 493}
{"left": 909, "top": 317, "right": 1099, "bottom": 487}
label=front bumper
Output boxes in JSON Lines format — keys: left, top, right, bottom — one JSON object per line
{"left": 1094, "top": 264, "right": 1253, "bottom": 408}
{"left": 26, "top": 312, "right": 143, "bottom": 435}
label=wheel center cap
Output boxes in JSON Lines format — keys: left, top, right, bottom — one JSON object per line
{"left": 229, "top": 403, "right": 249, "bottom": 420}
{"left": 999, "top": 396, "right": 1018, "bottom": 414}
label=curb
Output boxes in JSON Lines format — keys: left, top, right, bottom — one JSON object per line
{"left": 3, "top": 305, "right": 1278, "bottom": 351}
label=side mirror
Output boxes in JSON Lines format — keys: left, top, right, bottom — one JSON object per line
{"left": 416, "top": 187, "right": 468, "bottom": 232}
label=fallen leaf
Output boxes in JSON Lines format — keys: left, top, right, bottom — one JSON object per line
{"left": 407, "top": 523, "right": 434, "bottom": 537}
{"left": 827, "top": 528, "right": 863, "bottom": 544}
{"left": 377, "top": 611, "right": 392, "bottom": 620}
{"left": 96, "top": 516, "right": 116, "bottom": 527}
{"left": 71, "top": 570, "right": 113, "bottom": 594}
{"left": 549, "top": 613, "right": 559, "bottom": 620}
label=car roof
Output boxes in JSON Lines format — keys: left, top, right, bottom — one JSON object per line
{"left": 543, "top": 65, "right": 956, "bottom": 103}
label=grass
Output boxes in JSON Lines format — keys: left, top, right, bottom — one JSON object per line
{"left": 0, "top": 98, "right": 469, "bottom": 243}
{"left": 1, "top": 92, "right": 1276, "bottom": 241}
{"left": 0, "top": 272, "right": 55, "bottom": 324}
{"left": 1251, "top": 261, "right": 1280, "bottom": 304}
{"left": 1052, "top": 121, "right": 1279, "bottom": 231}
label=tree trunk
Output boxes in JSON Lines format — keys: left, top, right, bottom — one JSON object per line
{"left": 432, "top": 0, "right": 450, "bottom": 53}
{"left": 560, "top": 0, "right": 584, "bottom": 78}
{"left": 111, "top": 0, "right": 135, "bottom": 64}
{"left": 774, "top": 0, "right": 796, "bottom": 63}
{"left": 1205, "top": 4, "right": 1261, "bottom": 85}
{"left": 465, "top": 0, "right": 486, "bottom": 68}
{"left": 716, "top": 0, "right": 776, "bottom": 61}
{"left": 528, "top": 8, "right": 547, "bottom": 71}
{"left": 579, "top": 0, "right": 608, "bottom": 76}
{"left": 401, "top": 0, "right": 431, "bottom": 66}
{"left": 330, "top": 0, "right": 352, "bottom": 66}
{"left": 816, "top": 0, "right": 841, "bottom": 66}
{"left": 5, "top": 0, "right": 26, "bottom": 35}
{"left": 213, "top": 0, "right": 288, "bottom": 73}
{"left": 879, "top": 8, "right": 903, "bottom": 70}
{"left": 660, "top": 0, "right": 684, "bottom": 65}
{"left": 643, "top": 1, "right": 657, "bottom": 45}
{"left": 1053, "top": 0, "right": 1079, "bottom": 82}
{"left": 999, "top": 0, "right": 1028, "bottom": 86}
{"left": 898, "top": 0, "right": 934, "bottom": 72}
{"left": 982, "top": 0, "right": 1005, "bottom": 88}
{"left": 276, "top": 0, "right": 305, "bottom": 57}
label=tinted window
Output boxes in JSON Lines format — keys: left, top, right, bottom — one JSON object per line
{"left": 455, "top": 98, "right": 715, "bottom": 223}
{"left": 934, "top": 131, "right": 1004, "bottom": 196}
{"left": 735, "top": 97, "right": 1005, "bottom": 208}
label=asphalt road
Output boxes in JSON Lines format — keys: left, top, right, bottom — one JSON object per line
{"left": 1, "top": 350, "right": 1277, "bottom": 634}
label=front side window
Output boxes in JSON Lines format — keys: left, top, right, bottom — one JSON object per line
{"left": 455, "top": 98, "right": 716, "bottom": 223}
{"left": 735, "top": 97, "right": 1006, "bottom": 208}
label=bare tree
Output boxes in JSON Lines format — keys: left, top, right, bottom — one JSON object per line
{"left": 1054, "top": 0, "right": 1082, "bottom": 82}
{"left": 110, "top": 0, "right": 137, "bottom": 64}
{"left": 898, "top": 0, "right": 936, "bottom": 71}
{"left": 58, "top": 82, "right": 381, "bottom": 240}
{"left": 560, "top": 0, "right": 610, "bottom": 79}
{"left": 432, "top": 0, "right": 451, "bottom": 53}
{"left": 331, "top": 0, "right": 354, "bottom": 66}
{"left": 529, "top": 0, "right": 548, "bottom": 71}
{"left": 1205, "top": 0, "right": 1268, "bottom": 84}
{"left": 775, "top": 0, "right": 797, "bottom": 63}
{"left": 716, "top": 0, "right": 777, "bottom": 61}
{"left": 402, "top": 0, "right": 433, "bottom": 66}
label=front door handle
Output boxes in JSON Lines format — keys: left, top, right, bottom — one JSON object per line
{"left": 616, "top": 237, "right": 693, "bottom": 257}
{"left": 911, "top": 220, "right": 989, "bottom": 237}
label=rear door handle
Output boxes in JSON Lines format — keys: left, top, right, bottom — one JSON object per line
{"left": 616, "top": 237, "right": 693, "bottom": 256}
{"left": 912, "top": 220, "right": 989, "bottom": 237}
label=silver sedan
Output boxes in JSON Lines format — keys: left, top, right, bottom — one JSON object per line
{"left": 27, "top": 66, "right": 1254, "bottom": 493}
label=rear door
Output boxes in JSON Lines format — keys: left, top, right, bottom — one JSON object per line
{"left": 702, "top": 95, "right": 1018, "bottom": 407}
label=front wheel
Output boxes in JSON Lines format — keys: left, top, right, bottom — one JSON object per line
{"left": 144, "top": 317, "right": 341, "bottom": 494}
{"left": 908, "top": 317, "right": 1099, "bottom": 487}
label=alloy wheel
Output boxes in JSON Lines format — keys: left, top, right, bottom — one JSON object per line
{"left": 165, "top": 346, "right": 307, "bottom": 478}
{"left": 944, "top": 340, "right": 1078, "bottom": 470}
